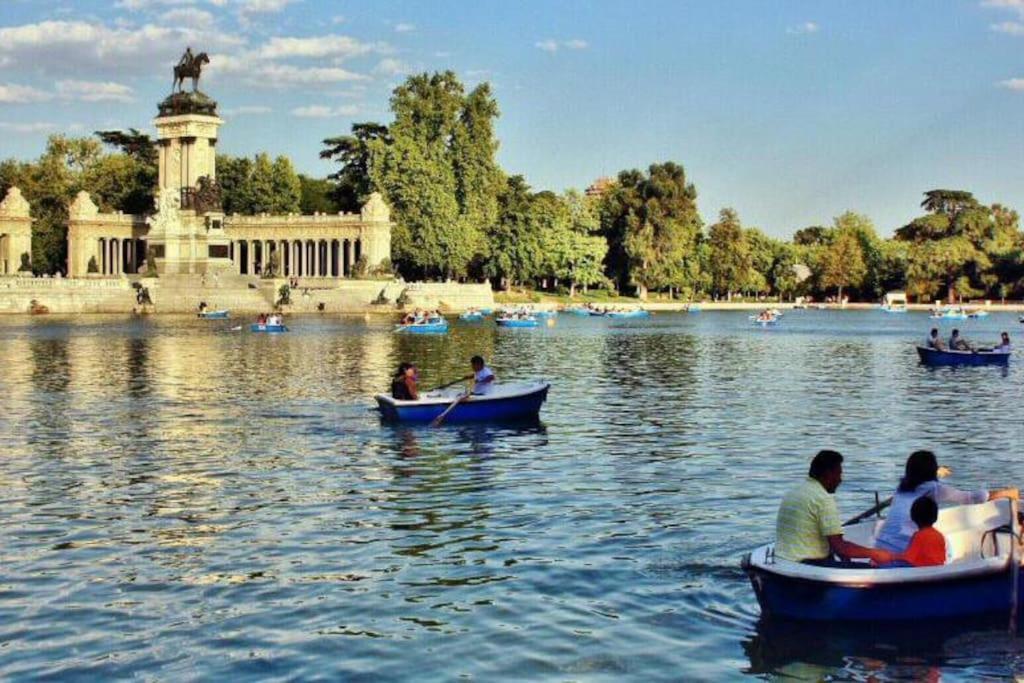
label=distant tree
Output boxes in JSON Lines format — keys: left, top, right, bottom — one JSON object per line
{"left": 269, "top": 155, "right": 301, "bottom": 213}
{"left": 896, "top": 189, "right": 992, "bottom": 302}
{"left": 320, "top": 122, "right": 390, "bottom": 211}
{"left": 819, "top": 225, "right": 867, "bottom": 301}
{"left": 298, "top": 175, "right": 339, "bottom": 214}
{"left": 217, "top": 155, "right": 254, "bottom": 214}
{"left": 95, "top": 129, "right": 157, "bottom": 165}
{"left": 707, "top": 208, "right": 752, "bottom": 300}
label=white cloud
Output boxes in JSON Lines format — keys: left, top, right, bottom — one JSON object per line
{"left": 535, "top": 39, "right": 589, "bottom": 52}
{"left": 564, "top": 38, "right": 588, "bottom": 49}
{"left": 991, "top": 20, "right": 1024, "bottom": 35}
{"left": 0, "top": 121, "right": 59, "bottom": 133}
{"left": 159, "top": 8, "right": 217, "bottom": 29}
{"left": 331, "top": 15, "right": 345, "bottom": 24}
{"left": 55, "top": 80, "right": 135, "bottom": 102}
{"left": 535, "top": 39, "right": 559, "bottom": 52}
{"left": 212, "top": 55, "right": 369, "bottom": 86}
{"left": 0, "top": 83, "right": 52, "bottom": 104}
{"left": 223, "top": 105, "right": 272, "bottom": 115}
{"left": 258, "top": 35, "right": 377, "bottom": 60}
{"left": 237, "top": 0, "right": 298, "bottom": 16}
{"left": 117, "top": 0, "right": 228, "bottom": 10}
{"left": 982, "top": 0, "right": 1024, "bottom": 17}
{"left": 375, "top": 57, "right": 409, "bottom": 76}
{"left": 0, "top": 20, "right": 244, "bottom": 77}
{"left": 786, "top": 21, "right": 819, "bottom": 35}
{"left": 433, "top": 50, "right": 452, "bottom": 58}
{"left": 291, "top": 104, "right": 359, "bottom": 117}
{"left": 998, "top": 77, "right": 1024, "bottom": 90}
{"left": 394, "top": 22, "right": 415, "bottom": 33}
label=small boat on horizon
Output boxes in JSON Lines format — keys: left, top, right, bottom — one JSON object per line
{"left": 496, "top": 315, "right": 539, "bottom": 328}
{"left": 395, "top": 317, "right": 448, "bottom": 334}
{"left": 198, "top": 309, "right": 230, "bottom": 319}
{"left": 251, "top": 322, "right": 288, "bottom": 333}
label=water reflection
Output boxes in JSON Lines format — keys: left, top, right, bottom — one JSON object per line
{"left": 0, "top": 311, "right": 1021, "bottom": 679}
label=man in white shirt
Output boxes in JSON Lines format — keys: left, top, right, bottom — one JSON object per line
{"left": 466, "top": 355, "right": 496, "bottom": 395}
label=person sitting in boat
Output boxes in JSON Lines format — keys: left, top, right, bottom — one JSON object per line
{"left": 925, "top": 328, "right": 945, "bottom": 350}
{"left": 995, "top": 331, "right": 1012, "bottom": 353}
{"left": 391, "top": 362, "right": 419, "bottom": 401}
{"left": 268, "top": 313, "right": 282, "bottom": 326}
{"left": 775, "top": 450, "right": 895, "bottom": 567}
{"left": 948, "top": 329, "right": 971, "bottom": 351}
{"left": 463, "top": 355, "right": 496, "bottom": 396}
{"left": 198, "top": 301, "right": 208, "bottom": 314}
{"left": 256, "top": 313, "right": 267, "bottom": 325}
{"left": 896, "top": 497, "right": 946, "bottom": 567}
{"left": 874, "top": 450, "right": 1018, "bottom": 553}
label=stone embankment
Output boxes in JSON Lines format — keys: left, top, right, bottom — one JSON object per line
{"left": 0, "top": 276, "right": 494, "bottom": 315}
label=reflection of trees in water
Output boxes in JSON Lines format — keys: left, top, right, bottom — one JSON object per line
{"left": 599, "top": 331, "right": 700, "bottom": 419}
{"left": 389, "top": 324, "right": 496, "bottom": 393}
{"left": 28, "top": 337, "right": 72, "bottom": 456}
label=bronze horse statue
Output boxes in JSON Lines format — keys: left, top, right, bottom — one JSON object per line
{"left": 173, "top": 52, "right": 210, "bottom": 93}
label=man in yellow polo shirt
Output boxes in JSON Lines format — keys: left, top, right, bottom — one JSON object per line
{"left": 776, "top": 450, "right": 894, "bottom": 566}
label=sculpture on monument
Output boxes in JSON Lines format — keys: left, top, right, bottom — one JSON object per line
{"left": 172, "top": 47, "right": 210, "bottom": 93}
{"left": 192, "top": 175, "right": 223, "bottom": 214}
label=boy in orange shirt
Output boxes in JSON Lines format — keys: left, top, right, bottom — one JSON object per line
{"left": 899, "top": 496, "right": 946, "bottom": 567}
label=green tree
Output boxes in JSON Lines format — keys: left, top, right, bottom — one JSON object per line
{"left": 320, "top": 122, "right": 390, "bottom": 211}
{"left": 248, "top": 153, "right": 277, "bottom": 214}
{"left": 486, "top": 175, "right": 546, "bottom": 287}
{"left": 217, "top": 154, "right": 254, "bottom": 214}
{"left": 819, "top": 225, "right": 867, "bottom": 301}
{"left": 707, "top": 208, "right": 752, "bottom": 300}
{"left": 269, "top": 155, "right": 301, "bottom": 213}
{"left": 895, "top": 189, "right": 992, "bottom": 302}
{"left": 298, "top": 175, "right": 340, "bottom": 214}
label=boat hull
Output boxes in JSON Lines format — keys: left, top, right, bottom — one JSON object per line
{"left": 250, "top": 323, "right": 287, "bottom": 333}
{"left": 376, "top": 383, "right": 550, "bottom": 423}
{"left": 744, "top": 562, "right": 1014, "bottom": 621}
{"left": 459, "top": 313, "right": 484, "bottom": 322}
{"left": 916, "top": 346, "right": 1009, "bottom": 366}
{"left": 395, "top": 322, "right": 448, "bottom": 334}
{"left": 606, "top": 310, "right": 649, "bottom": 319}
{"left": 199, "top": 310, "right": 229, "bottom": 319}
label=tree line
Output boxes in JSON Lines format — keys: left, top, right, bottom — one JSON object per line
{"left": 1, "top": 70, "right": 1022, "bottom": 302}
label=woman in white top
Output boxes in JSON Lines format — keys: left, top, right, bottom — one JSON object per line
{"left": 875, "top": 450, "right": 1018, "bottom": 552}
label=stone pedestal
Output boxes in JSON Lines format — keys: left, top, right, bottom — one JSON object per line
{"left": 0, "top": 187, "right": 33, "bottom": 275}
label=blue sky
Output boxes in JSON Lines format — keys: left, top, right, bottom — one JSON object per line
{"left": 1, "top": 0, "right": 1023, "bottom": 237}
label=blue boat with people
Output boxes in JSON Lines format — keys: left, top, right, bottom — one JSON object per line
{"left": 376, "top": 381, "right": 551, "bottom": 423}
{"left": 743, "top": 499, "right": 1022, "bottom": 621}
{"left": 395, "top": 318, "right": 449, "bottom": 334}
{"left": 916, "top": 346, "right": 1010, "bottom": 367}
{"left": 605, "top": 309, "right": 650, "bottom": 319}
{"left": 198, "top": 309, "right": 230, "bottom": 319}
{"left": 459, "top": 310, "right": 485, "bottom": 322}
{"left": 496, "top": 315, "right": 539, "bottom": 328}
{"left": 250, "top": 322, "right": 288, "bottom": 333}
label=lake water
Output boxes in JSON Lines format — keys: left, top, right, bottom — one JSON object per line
{"left": 1, "top": 310, "right": 1023, "bottom": 680}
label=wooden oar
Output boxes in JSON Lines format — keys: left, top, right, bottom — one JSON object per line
{"left": 431, "top": 392, "right": 467, "bottom": 427}
{"left": 843, "top": 496, "right": 893, "bottom": 527}
{"left": 426, "top": 377, "right": 467, "bottom": 392}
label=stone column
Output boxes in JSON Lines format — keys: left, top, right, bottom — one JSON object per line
{"left": 345, "top": 239, "right": 353, "bottom": 277}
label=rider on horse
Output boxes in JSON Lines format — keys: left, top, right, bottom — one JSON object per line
{"left": 178, "top": 47, "right": 194, "bottom": 72}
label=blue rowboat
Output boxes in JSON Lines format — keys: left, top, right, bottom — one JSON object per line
{"left": 606, "top": 309, "right": 650, "bottom": 319}
{"left": 496, "top": 316, "right": 539, "bottom": 328}
{"left": 916, "top": 346, "right": 1009, "bottom": 367}
{"left": 565, "top": 306, "right": 593, "bottom": 316}
{"left": 395, "top": 319, "right": 448, "bottom": 334}
{"left": 478, "top": 308, "right": 493, "bottom": 316}
{"left": 687, "top": 305, "right": 702, "bottom": 313}
{"left": 198, "top": 310, "right": 229, "bottom": 319}
{"left": 459, "top": 312, "right": 484, "bottom": 322}
{"left": 967, "top": 310, "right": 989, "bottom": 319}
{"left": 881, "top": 305, "right": 907, "bottom": 314}
{"left": 743, "top": 500, "right": 1021, "bottom": 622}
{"left": 533, "top": 309, "right": 558, "bottom": 319}
{"left": 251, "top": 323, "right": 288, "bottom": 333}
{"left": 751, "top": 317, "right": 779, "bottom": 327}
{"left": 376, "top": 381, "right": 550, "bottom": 423}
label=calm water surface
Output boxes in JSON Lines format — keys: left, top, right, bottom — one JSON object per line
{"left": 1, "top": 310, "right": 1023, "bottom": 681}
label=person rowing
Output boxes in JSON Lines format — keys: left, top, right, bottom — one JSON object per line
{"left": 462, "top": 355, "right": 496, "bottom": 395}
{"left": 925, "top": 327, "right": 945, "bottom": 350}
{"left": 948, "top": 328, "right": 971, "bottom": 351}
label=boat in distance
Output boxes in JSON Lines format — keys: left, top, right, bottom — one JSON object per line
{"left": 250, "top": 323, "right": 288, "bottom": 333}
{"left": 395, "top": 318, "right": 449, "bottom": 334}
{"left": 376, "top": 381, "right": 550, "bottom": 423}
{"left": 198, "top": 309, "right": 230, "bottom": 319}
{"left": 916, "top": 346, "right": 1010, "bottom": 367}
{"left": 743, "top": 499, "right": 1022, "bottom": 621}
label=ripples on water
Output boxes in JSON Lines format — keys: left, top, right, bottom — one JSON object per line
{"left": 1, "top": 311, "right": 1023, "bottom": 680}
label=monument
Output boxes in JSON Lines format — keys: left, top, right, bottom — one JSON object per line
{"left": 145, "top": 48, "right": 231, "bottom": 275}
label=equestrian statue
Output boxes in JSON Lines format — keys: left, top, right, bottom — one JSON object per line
{"left": 172, "top": 47, "right": 210, "bottom": 93}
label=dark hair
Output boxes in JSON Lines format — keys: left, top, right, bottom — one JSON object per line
{"left": 395, "top": 362, "right": 412, "bottom": 377}
{"left": 910, "top": 495, "right": 938, "bottom": 528}
{"left": 951, "top": 328, "right": 960, "bottom": 336}
{"left": 471, "top": 355, "right": 485, "bottom": 366}
{"left": 930, "top": 328, "right": 938, "bottom": 336}
{"left": 808, "top": 450, "right": 843, "bottom": 479}
{"left": 899, "top": 450, "right": 938, "bottom": 492}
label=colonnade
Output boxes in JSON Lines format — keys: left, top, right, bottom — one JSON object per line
{"left": 229, "top": 237, "right": 362, "bottom": 277}
{"left": 94, "top": 237, "right": 143, "bottom": 275}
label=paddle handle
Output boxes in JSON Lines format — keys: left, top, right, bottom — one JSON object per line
{"left": 843, "top": 496, "right": 893, "bottom": 527}
{"left": 431, "top": 392, "right": 466, "bottom": 427}
{"left": 426, "top": 377, "right": 466, "bottom": 392}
